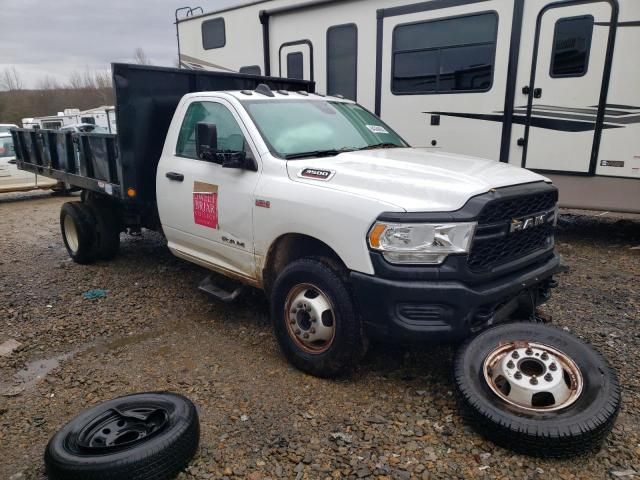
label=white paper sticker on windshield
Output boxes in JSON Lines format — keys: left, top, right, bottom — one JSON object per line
{"left": 366, "top": 125, "right": 389, "bottom": 134}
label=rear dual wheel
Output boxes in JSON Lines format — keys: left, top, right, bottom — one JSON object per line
{"left": 60, "top": 200, "right": 121, "bottom": 264}
{"left": 60, "top": 202, "right": 96, "bottom": 264}
{"left": 454, "top": 323, "right": 620, "bottom": 458}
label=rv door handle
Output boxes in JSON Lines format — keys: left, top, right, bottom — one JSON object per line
{"left": 522, "top": 86, "right": 530, "bottom": 95}
{"left": 166, "top": 172, "right": 184, "bottom": 182}
{"left": 533, "top": 88, "right": 543, "bottom": 99}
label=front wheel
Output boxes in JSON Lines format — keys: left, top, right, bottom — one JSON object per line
{"left": 270, "top": 258, "right": 366, "bottom": 378}
{"left": 454, "top": 323, "right": 620, "bottom": 458}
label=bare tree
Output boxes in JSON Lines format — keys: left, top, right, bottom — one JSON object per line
{"left": 0, "top": 66, "right": 24, "bottom": 91}
{"left": 36, "top": 75, "right": 60, "bottom": 90}
{"left": 66, "top": 68, "right": 112, "bottom": 90}
{"left": 133, "top": 47, "right": 151, "bottom": 65}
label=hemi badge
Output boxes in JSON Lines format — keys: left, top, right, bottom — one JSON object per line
{"left": 299, "top": 168, "right": 335, "bottom": 181}
{"left": 255, "top": 199, "right": 271, "bottom": 208}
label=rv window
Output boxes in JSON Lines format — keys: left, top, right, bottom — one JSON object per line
{"left": 392, "top": 12, "right": 498, "bottom": 94}
{"left": 287, "top": 52, "right": 304, "bottom": 80}
{"left": 550, "top": 16, "right": 594, "bottom": 78}
{"left": 327, "top": 24, "right": 358, "bottom": 100}
{"left": 202, "top": 18, "right": 226, "bottom": 50}
{"left": 239, "top": 65, "right": 262, "bottom": 76}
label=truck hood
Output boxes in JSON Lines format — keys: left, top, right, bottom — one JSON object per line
{"left": 286, "top": 148, "right": 549, "bottom": 212}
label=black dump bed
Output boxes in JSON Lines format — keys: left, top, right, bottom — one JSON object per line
{"left": 12, "top": 63, "right": 313, "bottom": 209}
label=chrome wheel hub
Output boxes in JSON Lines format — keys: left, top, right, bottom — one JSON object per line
{"left": 483, "top": 341, "right": 583, "bottom": 412}
{"left": 284, "top": 283, "right": 335, "bottom": 354}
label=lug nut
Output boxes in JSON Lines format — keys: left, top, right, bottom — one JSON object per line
{"left": 295, "top": 329, "right": 301, "bottom": 335}
{"left": 303, "top": 333, "right": 309, "bottom": 339}
{"left": 541, "top": 352, "right": 549, "bottom": 360}
{"left": 549, "top": 363, "right": 558, "bottom": 371}
{"left": 312, "top": 318, "right": 317, "bottom": 323}
{"left": 530, "top": 376, "right": 538, "bottom": 385}
{"left": 525, "top": 348, "right": 533, "bottom": 356}
{"left": 544, "top": 373, "right": 553, "bottom": 382}
{"left": 507, "top": 360, "right": 515, "bottom": 369}
{"left": 310, "top": 328, "right": 316, "bottom": 334}
{"left": 512, "top": 351, "right": 520, "bottom": 359}
{"left": 514, "top": 371, "right": 522, "bottom": 380}
{"left": 290, "top": 320, "right": 296, "bottom": 325}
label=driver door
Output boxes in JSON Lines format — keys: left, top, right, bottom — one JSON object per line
{"left": 157, "top": 98, "right": 260, "bottom": 280}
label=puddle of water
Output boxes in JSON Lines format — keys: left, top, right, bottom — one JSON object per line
{"left": 0, "top": 329, "right": 163, "bottom": 397}
{"left": 0, "top": 351, "right": 74, "bottom": 396}
{"left": 87, "top": 330, "right": 160, "bottom": 354}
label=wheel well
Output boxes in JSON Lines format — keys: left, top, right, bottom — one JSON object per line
{"left": 262, "top": 234, "right": 346, "bottom": 295}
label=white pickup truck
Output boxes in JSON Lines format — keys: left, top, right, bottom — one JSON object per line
{"left": 13, "top": 64, "right": 560, "bottom": 378}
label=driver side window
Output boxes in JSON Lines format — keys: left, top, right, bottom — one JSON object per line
{"left": 176, "top": 101, "right": 247, "bottom": 159}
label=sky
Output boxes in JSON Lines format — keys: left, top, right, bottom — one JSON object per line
{"left": 0, "top": 0, "right": 252, "bottom": 89}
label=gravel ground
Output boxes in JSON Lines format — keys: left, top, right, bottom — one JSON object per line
{"left": 0, "top": 191, "right": 639, "bottom": 480}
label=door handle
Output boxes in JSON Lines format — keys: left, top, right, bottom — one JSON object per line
{"left": 522, "top": 85, "right": 530, "bottom": 95}
{"left": 166, "top": 172, "right": 184, "bottom": 182}
{"left": 533, "top": 88, "right": 543, "bottom": 99}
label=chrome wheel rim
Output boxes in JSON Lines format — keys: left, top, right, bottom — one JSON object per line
{"left": 64, "top": 215, "right": 79, "bottom": 253}
{"left": 483, "top": 341, "right": 583, "bottom": 412}
{"left": 284, "top": 283, "right": 336, "bottom": 354}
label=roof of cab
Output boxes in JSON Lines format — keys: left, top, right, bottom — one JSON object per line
{"left": 183, "top": 90, "right": 355, "bottom": 103}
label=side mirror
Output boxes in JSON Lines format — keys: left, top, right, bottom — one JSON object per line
{"left": 196, "top": 122, "right": 217, "bottom": 161}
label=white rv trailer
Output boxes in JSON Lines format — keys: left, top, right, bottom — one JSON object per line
{"left": 21, "top": 106, "right": 117, "bottom": 133}
{"left": 79, "top": 105, "right": 117, "bottom": 133}
{"left": 176, "top": 0, "right": 640, "bottom": 213}
{"left": 24, "top": 108, "right": 82, "bottom": 130}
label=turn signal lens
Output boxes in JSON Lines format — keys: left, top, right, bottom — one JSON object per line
{"left": 368, "top": 223, "right": 388, "bottom": 249}
{"left": 127, "top": 188, "right": 137, "bottom": 198}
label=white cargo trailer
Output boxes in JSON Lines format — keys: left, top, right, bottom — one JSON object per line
{"left": 176, "top": 0, "right": 640, "bottom": 213}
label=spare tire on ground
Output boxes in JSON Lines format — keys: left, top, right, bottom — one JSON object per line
{"left": 454, "top": 323, "right": 620, "bottom": 458}
{"left": 45, "top": 392, "right": 199, "bottom": 480}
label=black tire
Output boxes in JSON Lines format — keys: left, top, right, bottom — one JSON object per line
{"left": 454, "top": 323, "right": 620, "bottom": 458}
{"left": 87, "top": 202, "right": 121, "bottom": 260}
{"left": 60, "top": 202, "right": 97, "bottom": 264}
{"left": 45, "top": 392, "right": 200, "bottom": 480}
{"left": 270, "top": 257, "right": 366, "bottom": 378}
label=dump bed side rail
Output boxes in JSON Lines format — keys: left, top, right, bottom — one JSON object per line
{"left": 11, "top": 129, "right": 122, "bottom": 198}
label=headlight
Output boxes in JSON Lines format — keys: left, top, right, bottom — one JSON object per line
{"left": 368, "top": 222, "right": 477, "bottom": 265}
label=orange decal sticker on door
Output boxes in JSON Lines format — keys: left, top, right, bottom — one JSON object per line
{"left": 193, "top": 182, "right": 219, "bottom": 229}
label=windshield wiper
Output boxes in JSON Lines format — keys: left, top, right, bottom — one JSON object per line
{"left": 357, "top": 143, "right": 403, "bottom": 151}
{"left": 284, "top": 148, "right": 354, "bottom": 160}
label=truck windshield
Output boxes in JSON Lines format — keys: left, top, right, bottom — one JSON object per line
{"left": 240, "top": 99, "right": 408, "bottom": 159}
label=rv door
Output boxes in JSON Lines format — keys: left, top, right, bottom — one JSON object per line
{"left": 279, "top": 41, "right": 313, "bottom": 81}
{"left": 519, "top": 2, "right": 613, "bottom": 174}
